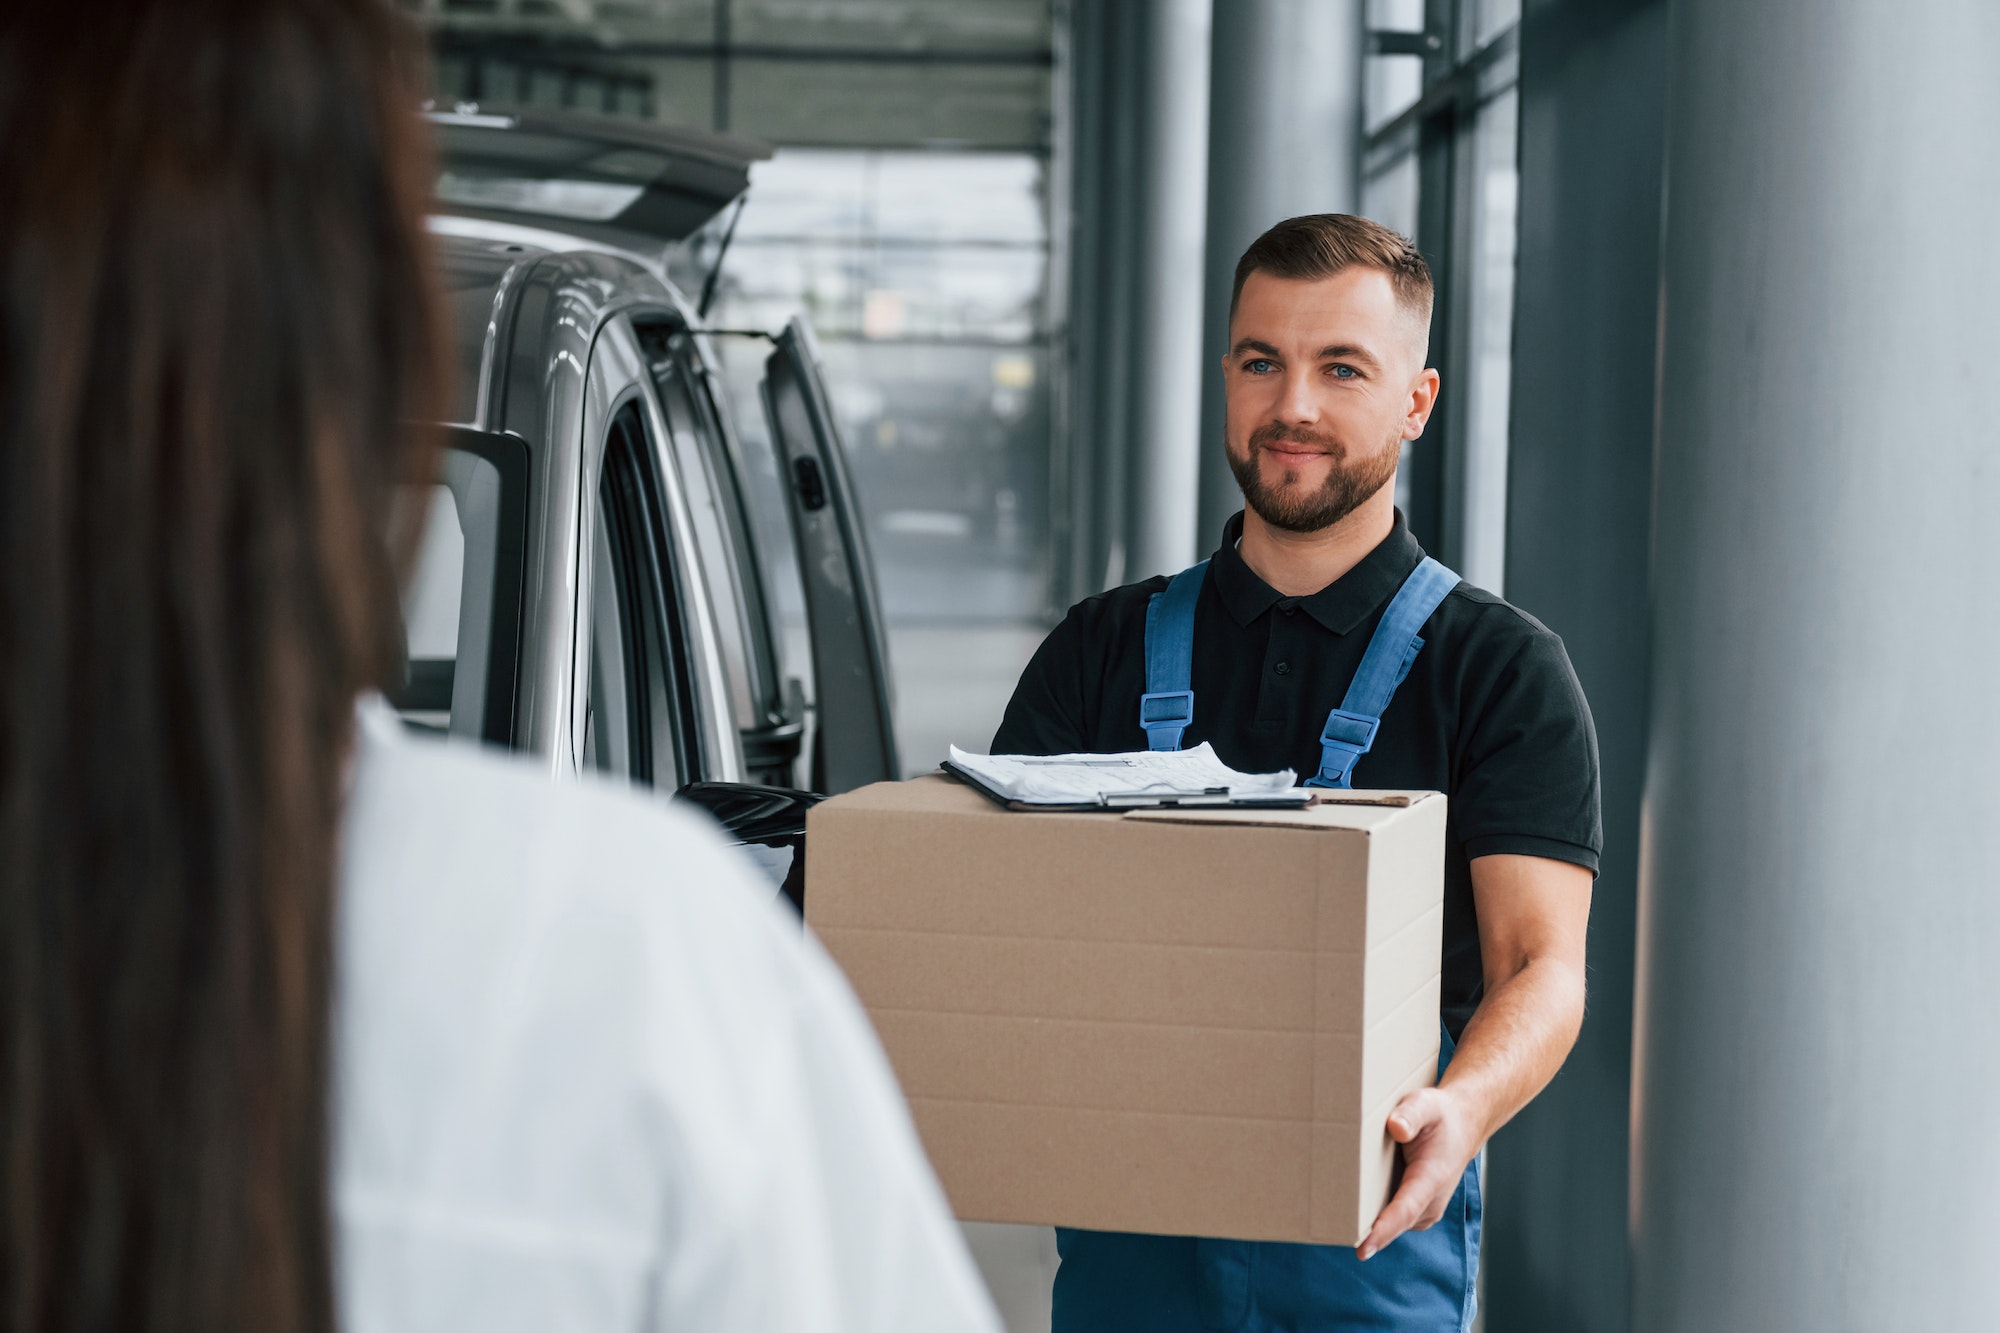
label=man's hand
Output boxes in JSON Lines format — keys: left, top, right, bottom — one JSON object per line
{"left": 1356, "top": 1085, "right": 1480, "bottom": 1260}
{"left": 1356, "top": 853, "right": 1593, "bottom": 1262}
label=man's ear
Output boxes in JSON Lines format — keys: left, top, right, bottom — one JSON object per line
{"left": 1403, "top": 367, "right": 1442, "bottom": 440}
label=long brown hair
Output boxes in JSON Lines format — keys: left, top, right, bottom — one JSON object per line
{"left": 0, "top": 2, "right": 445, "bottom": 1329}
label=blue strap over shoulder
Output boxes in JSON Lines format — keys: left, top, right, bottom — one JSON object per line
{"left": 1305, "top": 555, "right": 1459, "bottom": 788}
{"left": 1139, "top": 559, "right": 1208, "bottom": 750}
{"left": 1139, "top": 553, "right": 1460, "bottom": 787}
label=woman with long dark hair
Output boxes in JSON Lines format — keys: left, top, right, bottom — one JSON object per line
{"left": 0, "top": 4, "right": 996, "bottom": 1331}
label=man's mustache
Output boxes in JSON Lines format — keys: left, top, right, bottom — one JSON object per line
{"left": 1248, "top": 422, "right": 1346, "bottom": 456}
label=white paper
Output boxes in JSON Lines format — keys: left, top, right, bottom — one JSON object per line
{"left": 947, "top": 743, "right": 1297, "bottom": 806}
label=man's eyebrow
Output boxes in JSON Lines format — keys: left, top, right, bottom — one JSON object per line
{"left": 1316, "top": 343, "right": 1383, "bottom": 369}
{"left": 1229, "top": 337, "right": 1282, "bottom": 358}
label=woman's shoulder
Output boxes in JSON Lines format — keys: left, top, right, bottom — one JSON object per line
{"left": 336, "top": 698, "right": 820, "bottom": 1136}
{"left": 344, "top": 700, "right": 778, "bottom": 934}
{"left": 334, "top": 704, "right": 809, "bottom": 1263}
{"left": 334, "top": 702, "right": 999, "bottom": 1332}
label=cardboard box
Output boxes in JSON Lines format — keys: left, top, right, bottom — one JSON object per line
{"left": 805, "top": 774, "right": 1447, "bottom": 1247}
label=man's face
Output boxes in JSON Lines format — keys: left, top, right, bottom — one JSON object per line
{"left": 1222, "top": 267, "right": 1439, "bottom": 533}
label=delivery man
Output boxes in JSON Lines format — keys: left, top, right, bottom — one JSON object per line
{"left": 992, "top": 213, "right": 1601, "bottom": 1332}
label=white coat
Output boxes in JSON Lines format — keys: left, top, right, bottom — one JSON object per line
{"left": 333, "top": 700, "right": 1000, "bottom": 1332}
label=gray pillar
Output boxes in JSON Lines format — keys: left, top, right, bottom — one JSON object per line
{"left": 1194, "top": 1, "right": 1364, "bottom": 549}
{"left": 1059, "top": 0, "right": 1142, "bottom": 603}
{"left": 1483, "top": 6, "right": 1666, "bottom": 1333}
{"left": 1062, "top": 0, "right": 1210, "bottom": 592}
{"left": 1123, "top": 0, "right": 1211, "bottom": 581}
{"left": 1634, "top": 3, "right": 2000, "bottom": 1329}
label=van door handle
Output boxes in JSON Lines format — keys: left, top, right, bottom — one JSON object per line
{"left": 792, "top": 456, "right": 827, "bottom": 511}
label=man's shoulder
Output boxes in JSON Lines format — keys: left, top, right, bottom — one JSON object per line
{"left": 1434, "top": 580, "right": 1590, "bottom": 728}
{"left": 1441, "top": 578, "right": 1567, "bottom": 656}
{"left": 1051, "top": 572, "right": 1174, "bottom": 640}
{"left": 1068, "top": 571, "right": 1173, "bottom": 616}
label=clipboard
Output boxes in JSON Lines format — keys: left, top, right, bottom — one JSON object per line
{"left": 940, "top": 760, "right": 1316, "bottom": 813}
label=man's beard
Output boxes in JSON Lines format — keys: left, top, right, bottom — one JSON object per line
{"left": 1226, "top": 421, "right": 1402, "bottom": 533}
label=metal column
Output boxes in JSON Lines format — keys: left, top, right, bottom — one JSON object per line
{"left": 1058, "top": 0, "right": 1141, "bottom": 603}
{"left": 1194, "top": 0, "right": 1365, "bottom": 548}
{"left": 1484, "top": 5, "right": 1666, "bottom": 1333}
{"left": 1060, "top": 0, "right": 1210, "bottom": 593}
{"left": 1634, "top": 2, "right": 2000, "bottom": 1328}
{"left": 1123, "top": 0, "right": 1211, "bottom": 581}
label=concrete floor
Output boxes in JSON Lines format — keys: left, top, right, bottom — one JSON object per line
{"left": 962, "top": 1223, "right": 1059, "bottom": 1333}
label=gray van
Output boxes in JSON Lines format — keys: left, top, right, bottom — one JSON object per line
{"left": 394, "top": 108, "right": 898, "bottom": 903}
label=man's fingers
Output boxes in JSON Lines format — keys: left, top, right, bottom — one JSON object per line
{"left": 1385, "top": 1088, "right": 1445, "bottom": 1144}
{"left": 1357, "top": 1160, "right": 1456, "bottom": 1260}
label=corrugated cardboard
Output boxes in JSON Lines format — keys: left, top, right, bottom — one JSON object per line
{"left": 805, "top": 773, "right": 1447, "bottom": 1246}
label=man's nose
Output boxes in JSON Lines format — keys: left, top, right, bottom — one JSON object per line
{"left": 1277, "top": 367, "right": 1321, "bottom": 423}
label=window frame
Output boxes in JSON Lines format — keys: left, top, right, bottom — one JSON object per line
{"left": 1363, "top": 0, "right": 1521, "bottom": 582}
{"left": 390, "top": 426, "right": 532, "bottom": 745}
{"left": 584, "top": 395, "right": 712, "bottom": 788}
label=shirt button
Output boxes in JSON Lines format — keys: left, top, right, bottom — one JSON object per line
{"left": 1274, "top": 661, "right": 1292, "bottom": 676}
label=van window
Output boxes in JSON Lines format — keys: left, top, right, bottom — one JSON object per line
{"left": 639, "top": 322, "right": 803, "bottom": 787}
{"left": 581, "top": 400, "right": 703, "bottom": 786}
{"left": 392, "top": 430, "right": 529, "bottom": 742}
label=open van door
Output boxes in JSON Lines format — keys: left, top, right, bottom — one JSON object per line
{"left": 426, "top": 107, "right": 770, "bottom": 252}
{"left": 760, "top": 317, "right": 899, "bottom": 794}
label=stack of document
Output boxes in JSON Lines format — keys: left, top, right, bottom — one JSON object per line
{"left": 944, "top": 743, "right": 1308, "bottom": 810}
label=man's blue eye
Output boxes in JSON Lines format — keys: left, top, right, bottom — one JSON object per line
{"left": 1331, "top": 364, "right": 1358, "bottom": 379}
{"left": 1246, "top": 359, "right": 1275, "bottom": 374}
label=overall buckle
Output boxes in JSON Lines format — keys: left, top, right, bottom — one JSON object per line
{"left": 1306, "top": 708, "right": 1380, "bottom": 787}
{"left": 1139, "top": 690, "right": 1195, "bottom": 749}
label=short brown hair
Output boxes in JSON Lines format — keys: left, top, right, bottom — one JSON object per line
{"left": 1230, "top": 213, "right": 1433, "bottom": 328}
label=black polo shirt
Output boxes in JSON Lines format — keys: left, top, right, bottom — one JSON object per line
{"left": 992, "top": 510, "right": 1601, "bottom": 1040}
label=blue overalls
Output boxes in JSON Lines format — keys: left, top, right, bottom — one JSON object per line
{"left": 1053, "top": 555, "right": 1480, "bottom": 1333}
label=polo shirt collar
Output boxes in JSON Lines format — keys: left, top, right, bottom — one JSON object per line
{"left": 1209, "top": 509, "right": 1425, "bottom": 635}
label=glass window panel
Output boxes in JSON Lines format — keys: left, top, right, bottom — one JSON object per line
{"left": 482, "top": 60, "right": 524, "bottom": 104}
{"left": 526, "top": 66, "right": 566, "bottom": 107}
{"left": 583, "top": 496, "right": 632, "bottom": 776}
{"left": 865, "top": 154, "right": 1046, "bottom": 244}
{"left": 1368, "top": 0, "right": 1427, "bottom": 29}
{"left": 1361, "top": 149, "right": 1421, "bottom": 247}
{"left": 1457, "top": 87, "right": 1519, "bottom": 592}
{"left": 695, "top": 141, "right": 1053, "bottom": 774}
{"left": 731, "top": 0, "right": 1050, "bottom": 52}
{"left": 402, "top": 486, "right": 463, "bottom": 666}
{"left": 1474, "top": 0, "right": 1522, "bottom": 49}
{"left": 398, "top": 486, "right": 464, "bottom": 734}
{"left": 395, "top": 448, "right": 504, "bottom": 738}
{"left": 721, "top": 240, "right": 1042, "bottom": 341}
{"left": 651, "top": 352, "right": 761, "bottom": 731}
{"left": 726, "top": 59, "right": 1048, "bottom": 150}
{"left": 1365, "top": 0, "right": 1426, "bottom": 132}
{"left": 706, "top": 337, "right": 815, "bottom": 746}
{"left": 643, "top": 58, "right": 716, "bottom": 130}
{"left": 585, "top": 408, "right": 689, "bottom": 789}
{"left": 1365, "top": 55, "right": 1424, "bottom": 132}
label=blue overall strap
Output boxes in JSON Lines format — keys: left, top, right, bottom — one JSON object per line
{"left": 1306, "top": 556, "right": 1461, "bottom": 789}
{"left": 1139, "top": 559, "right": 1209, "bottom": 750}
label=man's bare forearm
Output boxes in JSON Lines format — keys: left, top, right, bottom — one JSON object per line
{"left": 1438, "top": 953, "right": 1586, "bottom": 1145}
{"left": 1359, "top": 854, "right": 1591, "bottom": 1257}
